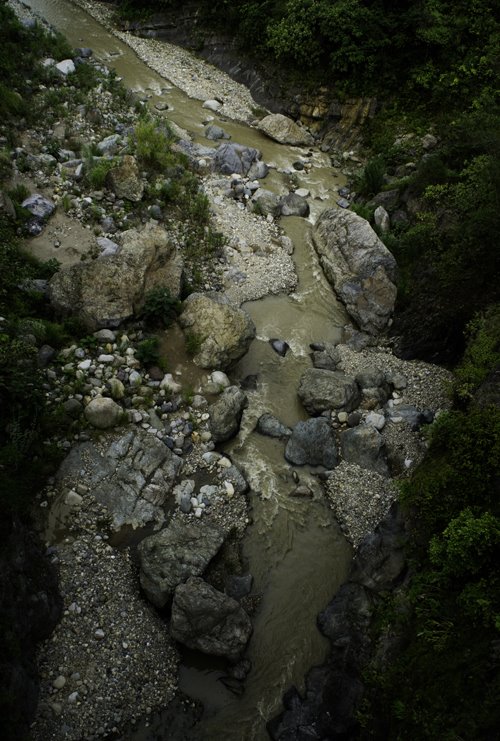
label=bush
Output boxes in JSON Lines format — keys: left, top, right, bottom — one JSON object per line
{"left": 135, "top": 336, "right": 161, "bottom": 366}
{"left": 134, "top": 118, "right": 175, "bottom": 170}
{"left": 83, "top": 153, "right": 117, "bottom": 189}
{"left": 454, "top": 305, "right": 500, "bottom": 403}
{"left": 184, "top": 330, "right": 202, "bottom": 356}
{"left": 140, "top": 287, "right": 181, "bottom": 328}
{"left": 357, "top": 156, "right": 385, "bottom": 196}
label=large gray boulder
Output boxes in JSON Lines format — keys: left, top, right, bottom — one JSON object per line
{"left": 137, "top": 520, "right": 225, "bottom": 608}
{"left": 48, "top": 221, "right": 182, "bottom": 329}
{"left": 209, "top": 386, "right": 248, "bottom": 443}
{"left": 105, "top": 154, "right": 144, "bottom": 202}
{"left": 55, "top": 429, "right": 182, "bottom": 529}
{"left": 311, "top": 344, "right": 341, "bottom": 371}
{"left": 179, "top": 292, "right": 255, "bottom": 369}
{"left": 285, "top": 418, "right": 337, "bottom": 468}
{"left": 84, "top": 396, "right": 123, "bottom": 429}
{"left": 313, "top": 209, "right": 398, "bottom": 335}
{"left": 251, "top": 189, "right": 281, "bottom": 217}
{"left": 258, "top": 114, "right": 314, "bottom": 146}
{"left": 340, "top": 425, "right": 389, "bottom": 476}
{"left": 214, "top": 142, "right": 260, "bottom": 176}
{"left": 21, "top": 193, "right": 55, "bottom": 220}
{"left": 170, "top": 577, "right": 252, "bottom": 661}
{"left": 298, "top": 368, "right": 360, "bottom": 415}
{"left": 279, "top": 192, "right": 310, "bottom": 217}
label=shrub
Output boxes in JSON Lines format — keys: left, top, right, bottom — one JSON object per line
{"left": 136, "top": 336, "right": 161, "bottom": 366}
{"left": 184, "top": 331, "right": 202, "bottom": 356}
{"left": 357, "top": 156, "right": 385, "bottom": 196}
{"left": 140, "top": 286, "right": 181, "bottom": 328}
{"left": 454, "top": 305, "right": 500, "bottom": 402}
{"left": 134, "top": 118, "right": 175, "bottom": 170}
{"left": 83, "top": 153, "right": 117, "bottom": 189}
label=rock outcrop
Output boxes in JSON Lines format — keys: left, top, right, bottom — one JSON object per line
{"left": 298, "top": 368, "right": 360, "bottom": 415}
{"left": 55, "top": 429, "right": 183, "bottom": 530}
{"left": 170, "top": 576, "right": 252, "bottom": 660}
{"left": 179, "top": 292, "right": 255, "bottom": 369}
{"left": 285, "top": 417, "right": 337, "bottom": 468}
{"left": 137, "top": 519, "right": 225, "bottom": 608}
{"left": 340, "top": 425, "right": 389, "bottom": 476}
{"left": 213, "top": 142, "right": 261, "bottom": 176}
{"left": 258, "top": 113, "right": 314, "bottom": 146}
{"left": 48, "top": 222, "right": 182, "bottom": 328}
{"left": 208, "top": 386, "right": 248, "bottom": 443}
{"left": 313, "top": 209, "right": 397, "bottom": 335}
{"left": 105, "top": 154, "right": 144, "bottom": 201}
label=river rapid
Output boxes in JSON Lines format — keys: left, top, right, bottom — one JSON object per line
{"left": 23, "top": 1, "right": 353, "bottom": 737}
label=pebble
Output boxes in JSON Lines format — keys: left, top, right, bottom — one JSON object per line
{"left": 52, "top": 675, "right": 66, "bottom": 689}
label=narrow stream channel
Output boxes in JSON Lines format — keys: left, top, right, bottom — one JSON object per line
{"left": 25, "top": 1, "right": 353, "bottom": 737}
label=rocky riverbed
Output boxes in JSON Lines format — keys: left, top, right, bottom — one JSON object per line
{"left": 5, "top": 1, "right": 454, "bottom": 738}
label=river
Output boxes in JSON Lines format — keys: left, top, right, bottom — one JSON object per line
{"left": 24, "top": 1, "right": 353, "bottom": 737}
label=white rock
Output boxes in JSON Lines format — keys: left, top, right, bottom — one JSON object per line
{"left": 94, "top": 329, "right": 116, "bottom": 342}
{"left": 374, "top": 205, "right": 390, "bottom": 233}
{"left": 78, "top": 359, "right": 91, "bottom": 371}
{"left": 203, "top": 99, "right": 222, "bottom": 112}
{"left": 129, "top": 370, "right": 142, "bottom": 386}
{"left": 217, "top": 456, "right": 232, "bottom": 468}
{"left": 210, "top": 370, "right": 230, "bottom": 388}
{"left": 224, "top": 481, "right": 235, "bottom": 497}
{"left": 65, "top": 490, "right": 83, "bottom": 507}
{"left": 295, "top": 188, "right": 310, "bottom": 198}
{"left": 365, "top": 412, "right": 385, "bottom": 430}
{"left": 160, "top": 373, "right": 182, "bottom": 393}
{"left": 97, "top": 354, "right": 114, "bottom": 364}
{"left": 55, "top": 59, "right": 75, "bottom": 76}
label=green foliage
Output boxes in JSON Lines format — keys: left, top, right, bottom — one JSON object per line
{"left": 454, "top": 306, "right": 500, "bottom": 402}
{"left": 135, "top": 336, "right": 161, "bottom": 366}
{"left": 184, "top": 330, "right": 202, "bottom": 356}
{"left": 0, "top": 83, "right": 25, "bottom": 119}
{"left": 429, "top": 508, "right": 500, "bottom": 582}
{"left": 363, "top": 401, "right": 500, "bottom": 737}
{"left": 73, "top": 61, "right": 99, "bottom": 91}
{"left": 128, "top": 0, "right": 499, "bottom": 105}
{"left": 83, "top": 151, "right": 117, "bottom": 189}
{"left": 0, "top": 3, "right": 72, "bottom": 123}
{"left": 140, "top": 286, "right": 181, "bottom": 328}
{"left": 356, "top": 156, "right": 385, "bottom": 196}
{"left": 134, "top": 118, "right": 175, "bottom": 170}
{"left": 401, "top": 408, "right": 500, "bottom": 536}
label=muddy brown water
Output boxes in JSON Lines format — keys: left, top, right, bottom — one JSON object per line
{"left": 25, "top": 1, "right": 353, "bottom": 737}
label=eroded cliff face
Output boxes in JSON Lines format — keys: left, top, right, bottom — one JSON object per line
{"left": 0, "top": 517, "right": 62, "bottom": 739}
{"left": 118, "top": 7, "right": 376, "bottom": 150}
